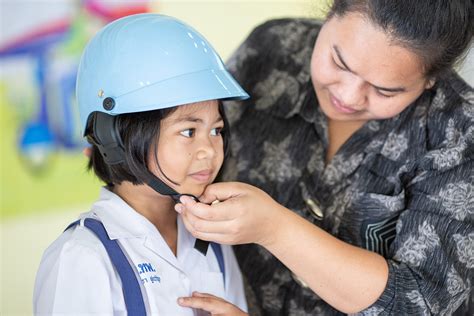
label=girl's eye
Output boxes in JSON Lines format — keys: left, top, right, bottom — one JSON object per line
{"left": 210, "top": 127, "right": 223, "bottom": 137}
{"left": 180, "top": 129, "right": 195, "bottom": 138}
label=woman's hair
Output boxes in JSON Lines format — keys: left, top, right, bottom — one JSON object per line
{"left": 87, "top": 102, "right": 230, "bottom": 186}
{"left": 327, "top": 0, "right": 474, "bottom": 79}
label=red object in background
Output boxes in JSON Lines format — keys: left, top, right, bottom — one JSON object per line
{"left": 0, "top": 0, "right": 150, "bottom": 55}
{"left": 84, "top": 0, "right": 149, "bottom": 22}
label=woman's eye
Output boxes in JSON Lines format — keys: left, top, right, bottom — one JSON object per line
{"left": 332, "top": 57, "right": 346, "bottom": 71}
{"left": 180, "top": 129, "right": 195, "bottom": 138}
{"left": 375, "top": 89, "right": 395, "bottom": 98}
{"left": 210, "top": 127, "right": 223, "bottom": 136}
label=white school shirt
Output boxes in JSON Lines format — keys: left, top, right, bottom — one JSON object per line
{"left": 33, "top": 187, "right": 247, "bottom": 316}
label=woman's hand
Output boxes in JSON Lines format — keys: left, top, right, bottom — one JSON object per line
{"left": 178, "top": 292, "right": 247, "bottom": 316}
{"left": 175, "top": 182, "right": 286, "bottom": 247}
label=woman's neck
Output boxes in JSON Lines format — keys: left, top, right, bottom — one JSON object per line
{"left": 112, "top": 182, "right": 178, "bottom": 255}
{"left": 326, "top": 118, "right": 367, "bottom": 163}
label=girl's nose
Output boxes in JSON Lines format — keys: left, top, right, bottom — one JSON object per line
{"left": 196, "top": 137, "right": 217, "bottom": 160}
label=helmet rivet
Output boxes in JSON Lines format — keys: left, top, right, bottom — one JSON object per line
{"left": 98, "top": 89, "right": 104, "bottom": 98}
{"left": 103, "top": 97, "right": 115, "bottom": 111}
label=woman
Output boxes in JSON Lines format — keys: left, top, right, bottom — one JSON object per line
{"left": 177, "top": 0, "right": 473, "bottom": 315}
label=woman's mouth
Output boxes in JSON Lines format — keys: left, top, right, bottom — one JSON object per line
{"left": 329, "top": 94, "right": 357, "bottom": 114}
{"left": 189, "top": 169, "right": 213, "bottom": 183}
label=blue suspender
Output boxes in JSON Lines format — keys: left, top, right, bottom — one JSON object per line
{"left": 66, "top": 218, "right": 226, "bottom": 315}
{"left": 66, "top": 219, "right": 146, "bottom": 316}
{"left": 210, "top": 242, "right": 226, "bottom": 286}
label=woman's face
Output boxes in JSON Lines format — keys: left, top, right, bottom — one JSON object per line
{"left": 311, "top": 12, "right": 433, "bottom": 122}
{"left": 150, "top": 100, "right": 224, "bottom": 198}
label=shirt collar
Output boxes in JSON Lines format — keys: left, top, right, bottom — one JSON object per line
{"left": 84, "top": 187, "right": 161, "bottom": 240}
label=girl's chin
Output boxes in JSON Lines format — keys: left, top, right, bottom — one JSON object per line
{"left": 179, "top": 187, "right": 206, "bottom": 199}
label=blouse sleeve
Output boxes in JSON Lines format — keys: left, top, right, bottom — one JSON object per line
{"left": 33, "top": 228, "right": 118, "bottom": 315}
{"left": 363, "top": 88, "right": 473, "bottom": 315}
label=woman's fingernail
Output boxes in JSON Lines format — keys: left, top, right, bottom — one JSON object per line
{"left": 175, "top": 204, "right": 184, "bottom": 214}
{"left": 180, "top": 195, "right": 192, "bottom": 205}
{"left": 177, "top": 298, "right": 184, "bottom": 304}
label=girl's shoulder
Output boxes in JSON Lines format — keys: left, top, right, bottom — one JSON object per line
{"left": 41, "top": 217, "right": 107, "bottom": 262}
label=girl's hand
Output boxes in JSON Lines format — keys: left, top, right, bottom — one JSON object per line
{"left": 178, "top": 292, "right": 247, "bottom": 316}
{"left": 175, "top": 182, "right": 286, "bottom": 247}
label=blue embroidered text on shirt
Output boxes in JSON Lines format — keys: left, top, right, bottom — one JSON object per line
{"left": 137, "top": 263, "right": 161, "bottom": 284}
{"left": 137, "top": 263, "right": 156, "bottom": 274}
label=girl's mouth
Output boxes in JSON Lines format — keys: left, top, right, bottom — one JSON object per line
{"left": 189, "top": 169, "right": 213, "bottom": 183}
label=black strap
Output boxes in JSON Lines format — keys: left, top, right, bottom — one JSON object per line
{"left": 148, "top": 177, "right": 210, "bottom": 256}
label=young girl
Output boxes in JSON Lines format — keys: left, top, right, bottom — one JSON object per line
{"left": 33, "top": 14, "right": 248, "bottom": 315}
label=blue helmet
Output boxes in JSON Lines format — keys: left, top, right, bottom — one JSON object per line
{"left": 76, "top": 13, "right": 248, "bottom": 135}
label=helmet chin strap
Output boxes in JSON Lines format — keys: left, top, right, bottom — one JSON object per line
{"left": 146, "top": 172, "right": 210, "bottom": 255}
{"left": 91, "top": 112, "right": 210, "bottom": 255}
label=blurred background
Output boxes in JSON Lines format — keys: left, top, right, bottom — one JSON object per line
{"left": 0, "top": 1, "right": 472, "bottom": 315}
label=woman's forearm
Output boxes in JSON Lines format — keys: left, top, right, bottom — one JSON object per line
{"left": 263, "top": 206, "right": 389, "bottom": 314}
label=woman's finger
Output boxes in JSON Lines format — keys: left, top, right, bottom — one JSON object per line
{"left": 180, "top": 212, "right": 236, "bottom": 243}
{"left": 179, "top": 195, "right": 235, "bottom": 221}
{"left": 180, "top": 211, "right": 236, "bottom": 242}
{"left": 199, "top": 182, "right": 246, "bottom": 204}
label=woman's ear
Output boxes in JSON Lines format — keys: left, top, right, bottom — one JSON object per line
{"left": 425, "top": 78, "right": 436, "bottom": 89}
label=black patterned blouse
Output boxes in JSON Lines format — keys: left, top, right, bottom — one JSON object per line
{"left": 220, "top": 18, "right": 473, "bottom": 315}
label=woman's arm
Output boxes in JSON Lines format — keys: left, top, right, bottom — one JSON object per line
{"left": 177, "top": 182, "right": 388, "bottom": 313}
{"left": 179, "top": 153, "right": 473, "bottom": 315}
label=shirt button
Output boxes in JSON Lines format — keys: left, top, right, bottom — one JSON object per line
{"left": 305, "top": 198, "right": 323, "bottom": 220}
{"left": 291, "top": 272, "right": 309, "bottom": 289}
{"left": 179, "top": 272, "right": 190, "bottom": 290}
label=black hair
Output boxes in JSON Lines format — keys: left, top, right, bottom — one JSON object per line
{"left": 86, "top": 101, "right": 230, "bottom": 186}
{"left": 327, "top": 0, "right": 474, "bottom": 79}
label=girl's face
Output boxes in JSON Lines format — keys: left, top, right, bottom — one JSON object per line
{"left": 311, "top": 13, "right": 433, "bottom": 122}
{"left": 150, "top": 100, "right": 225, "bottom": 198}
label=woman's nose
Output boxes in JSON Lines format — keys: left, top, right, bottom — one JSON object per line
{"left": 337, "top": 76, "right": 368, "bottom": 109}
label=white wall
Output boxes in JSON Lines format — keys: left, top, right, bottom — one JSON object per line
{"left": 156, "top": 0, "right": 323, "bottom": 60}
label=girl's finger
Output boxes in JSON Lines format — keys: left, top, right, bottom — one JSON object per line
{"left": 192, "top": 291, "right": 219, "bottom": 298}
{"left": 177, "top": 296, "right": 223, "bottom": 313}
